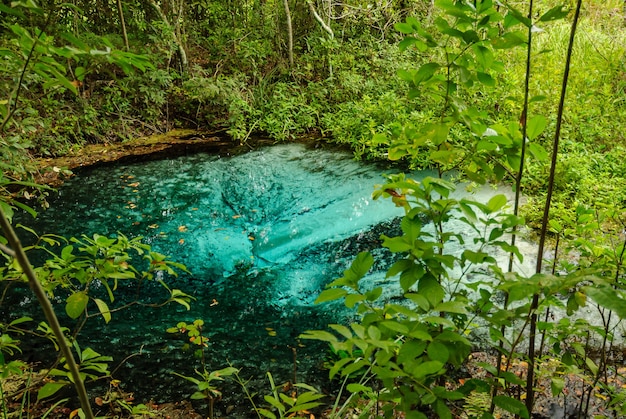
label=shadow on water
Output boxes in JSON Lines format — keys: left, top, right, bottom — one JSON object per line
{"left": 4, "top": 143, "right": 408, "bottom": 416}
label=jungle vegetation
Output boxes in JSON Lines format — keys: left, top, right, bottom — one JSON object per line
{"left": 2, "top": 0, "right": 626, "bottom": 418}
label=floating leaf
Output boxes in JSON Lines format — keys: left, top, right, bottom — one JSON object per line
{"left": 178, "top": 225, "right": 188, "bottom": 232}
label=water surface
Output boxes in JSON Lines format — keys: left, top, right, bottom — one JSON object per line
{"left": 9, "top": 143, "right": 411, "bottom": 412}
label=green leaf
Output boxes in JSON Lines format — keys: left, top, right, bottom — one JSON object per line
{"left": 551, "top": 377, "right": 565, "bottom": 396}
{"left": 528, "top": 142, "right": 549, "bottom": 161}
{"left": 414, "top": 62, "right": 440, "bottom": 84}
{"left": 493, "top": 395, "right": 529, "bottom": 419}
{"left": 299, "top": 330, "right": 338, "bottom": 343}
{"left": 346, "top": 383, "right": 373, "bottom": 394}
{"left": 94, "top": 299, "right": 111, "bottom": 324}
{"left": 477, "top": 72, "right": 495, "bottom": 87}
{"left": 315, "top": 288, "right": 347, "bottom": 304}
{"left": 427, "top": 341, "right": 450, "bottom": 363}
{"left": 347, "top": 251, "right": 374, "bottom": 280}
{"left": 418, "top": 276, "right": 445, "bottom": 306}
{"left": 585, "top": 286, "right": 626, "bottom": 319}
{"left": 486, "top": 194, "right": 508, "bottom": 212}
{"left": 411, "top": 360, "right": 444, "bottom": 378}
{"left": 65, "top": 292, "right": 89, "bottom": 319}
{"left": 503, "top": 4, "right": 532, "bottom": 27}
{"left": 395, "top": 22, "right": 416, "bottom": 34}
{"left": 433, "top": 301, "right": 468, "bottom": 315}
{"left": 539, "top": 5, "right": 570, "bottom": 22}
{"left": 526, "top": 115, "right": 547, "bottom": 140}
{"left": 38, "top": 382, "right": 68, "bottom": 400}
{"left": 258, "top": 409, "right": 277, "bottom": 419}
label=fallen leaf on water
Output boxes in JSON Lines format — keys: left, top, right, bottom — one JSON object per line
{"left": 148, "top": 224, "right": 159, "bottom": 229}
{"left": 248, "top": 236, "right": 255, "bottom": 241}
{"left": 132, "top": 222, "right": 140, "bottom": 226}
{"left": 178, "top": 239, "right": 185, "bottom": 244}
{"left": 178, "top": 225, "right": 188, "bottom": 232}
{"left": 129, "top": 182, "right": 140, "bottom": 187}
{"left": 192, "top": 207, "right": 199, "bottom": 211}
{"left": 132, "top": 189, "right": 139, "bottom": 193}
{"left": 210, "top": 299, "right": 219, "bottom": 307}
{"left": 232, "top": 214, "right": 242, "bottom": 219}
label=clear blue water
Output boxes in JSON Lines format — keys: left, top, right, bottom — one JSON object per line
{"left": 8, "top": 143, "right": 410, "bottom": 413}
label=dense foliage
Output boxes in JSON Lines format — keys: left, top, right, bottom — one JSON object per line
{"left": 2, "top": 0, "right": 626, "bottom": 418}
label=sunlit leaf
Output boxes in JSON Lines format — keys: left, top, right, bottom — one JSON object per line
{"left": 65, "top": 292, "right": 88, "bottom": 319}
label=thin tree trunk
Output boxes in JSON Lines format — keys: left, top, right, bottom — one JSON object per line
{"left": 147, "top": 0, "right": 188, "bottom": 73}
{"left": 283, "top": 0, "right": 294, "bottom": 67}
{"left": 526, "top": 0, "right": 584, "bottom": 413}
{"left": 0, "top": 210, "right": 95, "bottom": 419}
{"left": 116, "top": 0, "right": 129, "bottom": 51}
{"left": 306, "top": 0, "right": 334, "bottom": 78}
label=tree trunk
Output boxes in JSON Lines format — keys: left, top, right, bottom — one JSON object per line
{"left": 306, "top": 0, "right": 334, "bottom": 78}
{"left": 283, "top": 0, "right": 294, "bottom": 68}
{"left": 147, "top": 0, "right": 188, "bottom": 73}
{"left": 116, "top": 0, "right": 129, "bottom": 51}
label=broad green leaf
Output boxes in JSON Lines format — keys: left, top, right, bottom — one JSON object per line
{"left": 503, "top": 4, "right": 531, "bottom": 27}
{"left": 38, "top": 382, "right": 67, "bottom": 400}
{"left": 551, "top": 377, "right": 565, "bottom": 396}
{"left": 493, "top": 395, "right": 529, "bottom": 418}
{"left": 477, "top": 71, "right": 495, "bottom": 87}
{"left": 258, "top": 408, "right": 277, "bottom": 419}
{"left": 348, "top": 251, "right": 374, "bottom": 279}
{"left": 9, "top": 316, "right": 33, "bottom": 326}
{"left": 418, "top": 276, "right": 445, "bottom": 307}
{"left": 486, "top": 194, "right": 508, "bottom": 212}
{"left": 433, "top": 300, "right": 468, "bottom": 315}
{"left": 65, "top": 292, "right": 89, "bottom": 319}
{"left": 395, "top": 22, "right": 415, "bottom": 34}
{"left": 398, "top": 340, "right": 427, "bottom": 364}
{"left": 414, "top": 62, "right": 440, "bottom": 85}
{"left": 329, "top": 324, "right": 352, "bottom": 339}
{"left": 380, "top": 320, "right": 409, "bottom": 334}
{"left": 94, "top": 298, "right": 111, "bottom": 323}
{"left": 528, "top": 143, "right": 549, "bottom": 161}
{"left": 526, "top": 115, "right": 547, "bottom": 140}
{"left": 329, "top": 357, "right": 353, "bottom": 379}
{"left": 585, "top": 286, "right": 626, "bottom": 319}
{"left": 399, "top": 36, "right": 428, "bottom": 52}
{"left": 299, "top": 330, "right": 338, "bottom": 343}
{"left": 427, "top": 341, "right": 449, "bottom": 363}
{"left": 345, "top": 293, "right": 365, "bottom": 308}
{"left": 346, "top": 383, "right": 373, "bottom": 394}
{"left": 530, "top": 95, "right": 547, "bottom": 103}
{"left": 315, "top": 288, "right": 347, "bottom": 304}
{"left": 410, "top": 360, "right": 444, "bottom": 378}
{"left": 539, "top": 5, "right": 570, "bottom": 22}
{"left": 492, "top": 31, "right": 527, "bottom": 49}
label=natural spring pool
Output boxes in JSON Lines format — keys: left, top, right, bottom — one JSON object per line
{"left": 7, "top": 143, "right": 419, "bottom": 414}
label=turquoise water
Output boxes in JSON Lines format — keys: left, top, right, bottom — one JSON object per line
{"left": 8, "top": 143, "right": 409, "bottom": 413}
